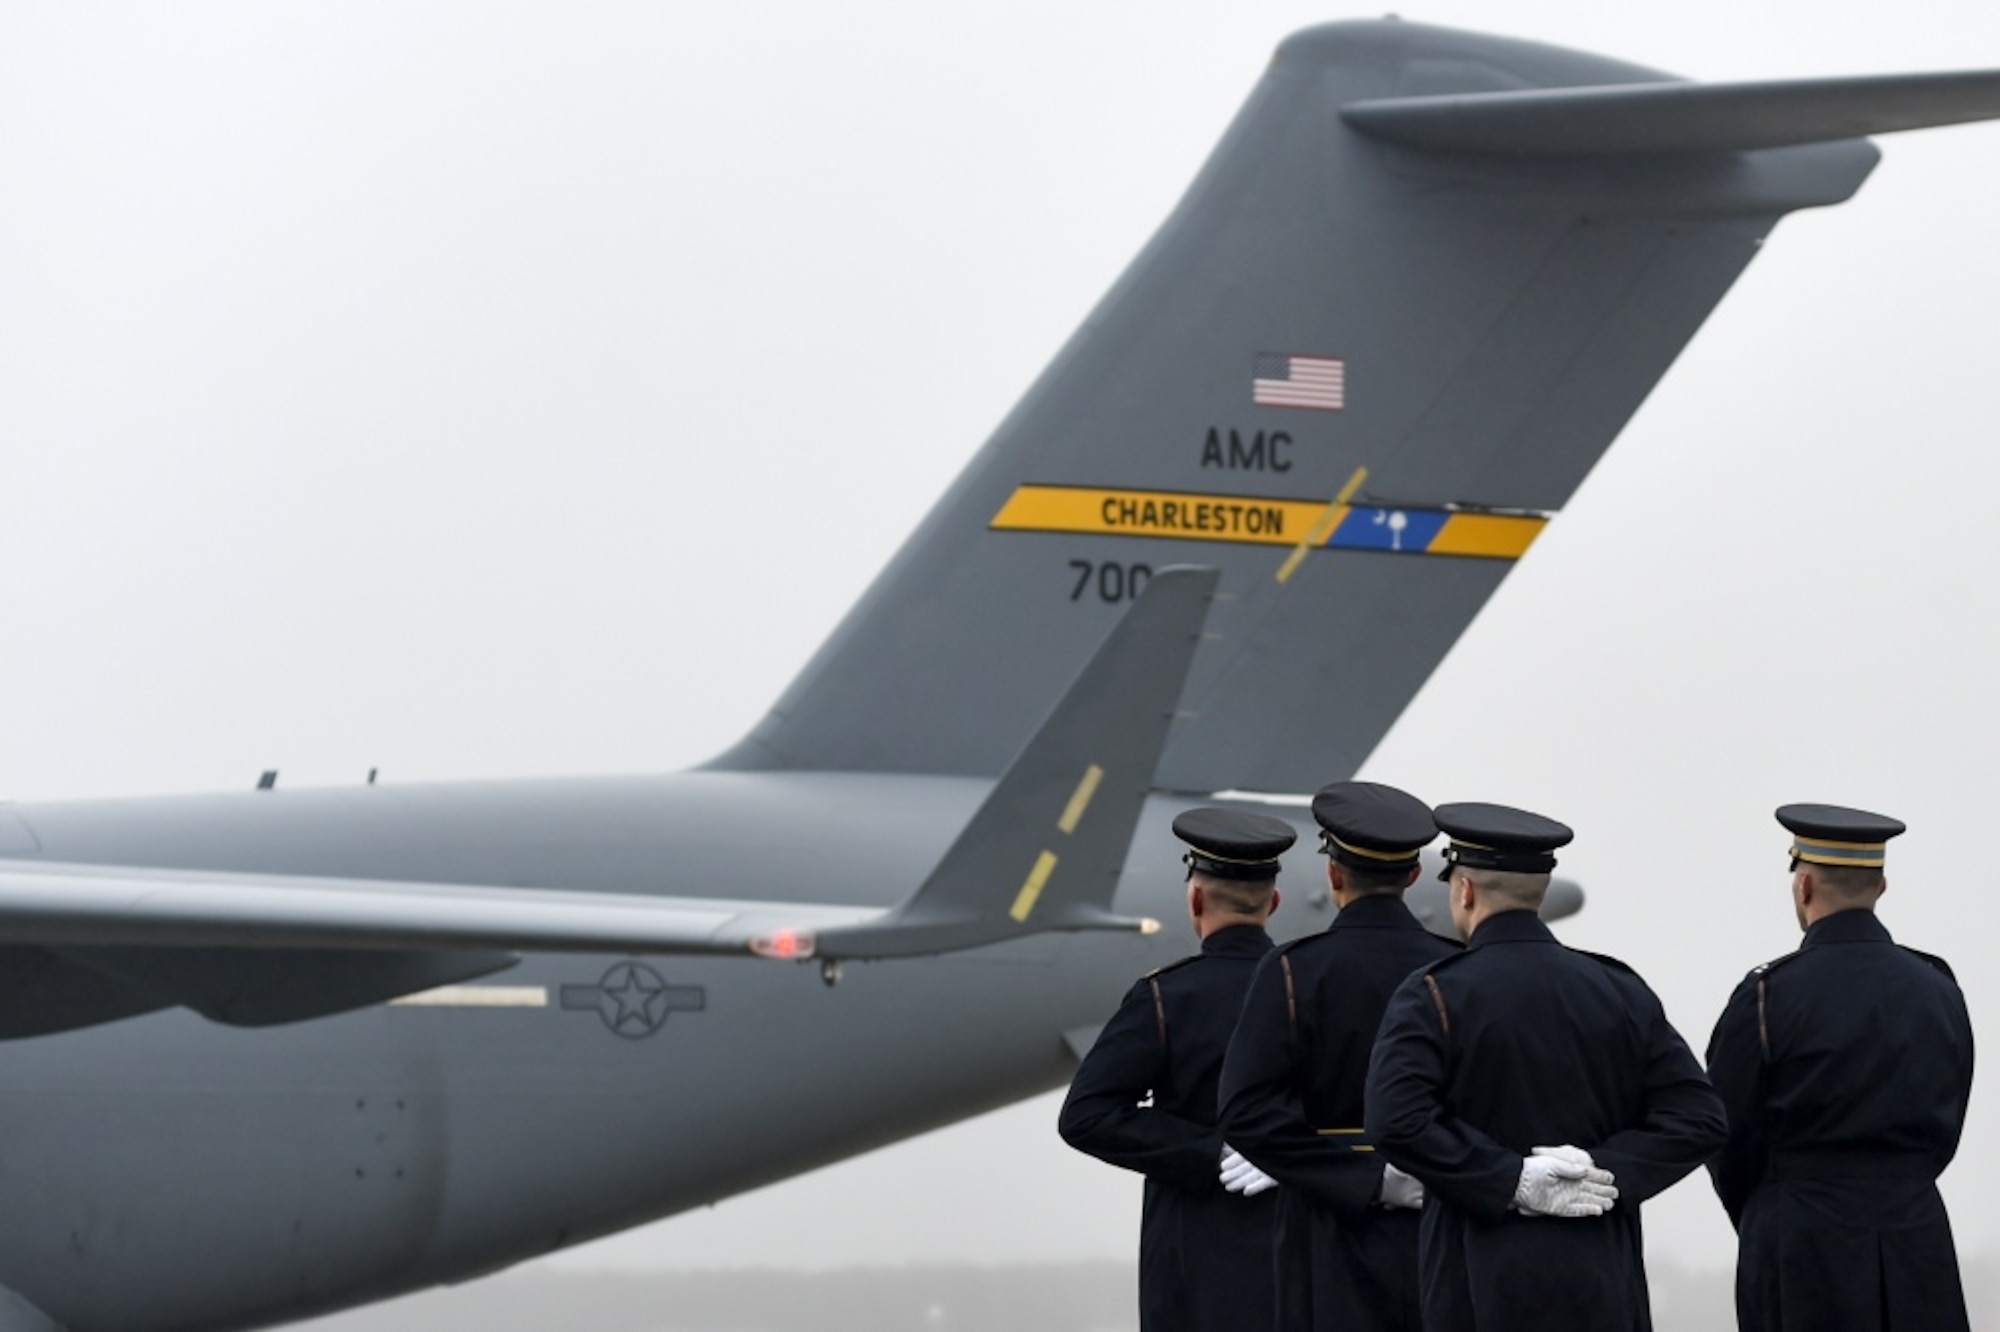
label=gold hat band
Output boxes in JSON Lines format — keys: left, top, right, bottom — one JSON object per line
{"left": 1791, "top": 837, "right": 1887, "bottom": 868}
{"left": 1331, "top": 834, "right": 1420, "bottom": 863}
{"left": 1184, "top": 846, "right": 1283, "bottom": 867}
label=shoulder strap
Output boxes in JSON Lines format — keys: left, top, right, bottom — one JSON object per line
{"left": 1280, "top": 952, "right": 1298, "bottom": 1036}
{"left": 1423, "top": 973, "right": 1451, "bottom": 1036}
{"left": 1747, "top": 950, "right": 1806, "bottom": 1063}
{"left": 1149, "top": 975, "right": 1167, "bottom": 1048}
{"left": 1902, "top": 946, "right": 1959, "bottom": 982}
{"left": 1756, "top": 973, "right": 1771, "bottom": 1061}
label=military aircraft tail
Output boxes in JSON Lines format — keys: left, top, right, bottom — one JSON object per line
{"left": 712, "top": 20, "right": 2000, "bottom": 794}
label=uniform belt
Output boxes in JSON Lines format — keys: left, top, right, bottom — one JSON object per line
{"left": 1767, "top": 1148, "right": 1934, "bottom": 1181}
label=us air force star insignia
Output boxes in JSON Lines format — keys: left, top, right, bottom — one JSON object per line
{"left": 559, "top": 962, "right": 706, "bottom": 1039}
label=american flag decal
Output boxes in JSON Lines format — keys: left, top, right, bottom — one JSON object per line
{"left": 1252, "top": 353, "right": 1345, "bottom": 410}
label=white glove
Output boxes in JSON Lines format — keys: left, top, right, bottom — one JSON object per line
{"left": 1528, "top": 1143, "right": 1616, "bottom": 1216}
{"left": 1377, "top": 1162, "right": 1425, "bottom": 1210}
{"left": 1513, "top": 1150, "right": 1618, "bottom": 1217}
{"left": 1219, "top": 1145, "right": 1280, "bottom": 1196}
{"left": 1533, "top": 1143, "right": 1598, "bottom": 1172}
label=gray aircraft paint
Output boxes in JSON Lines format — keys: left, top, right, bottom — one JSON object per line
{"left": 0, "top": 567, "right": 1223, "bottom": 994}
{"left": 712, "top": 22, "right": 1923, "bottom": 793}
{"left": 0, "top": 18, "right": 1996, "bottom": 1332}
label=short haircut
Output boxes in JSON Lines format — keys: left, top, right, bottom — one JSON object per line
{"left": 1459, "top": 867, "right": 1548, "bottom": 912}
{"left": 1338, "top": 860, "right": 1416, "bottom": 896}
{"left": 1800, "top": 861, "right": 1886, "bottom": 902}
{"left": 1194, "top": 871, "right": 1277, "bottom": 916}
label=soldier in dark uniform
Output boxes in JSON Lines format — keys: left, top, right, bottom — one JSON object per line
{"left": 1059, "top": 808, "right": 1294, "bottom": 1332}
{"left": 1364, "top": 803, "right": 1725, "bottom": 1332}
{"left": 1705, "top": 804, "right": 1974, "bottom": 1332}
{"left": 1218, "top": 781, "right": 1457, "bottom": 1332}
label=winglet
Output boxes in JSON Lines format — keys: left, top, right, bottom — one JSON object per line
{"left": 788, "top": 566, "right": 1218, "bottom": 961}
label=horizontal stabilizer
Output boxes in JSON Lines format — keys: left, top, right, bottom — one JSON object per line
{"left": 810, "top": 566, "right": 1218, "bottom": 959}
{"left": 0, "top": 571, "right": 1218, "bottom": 1022}
{"left": 1344, "top": 70, "right": 2000, "bottom": 155}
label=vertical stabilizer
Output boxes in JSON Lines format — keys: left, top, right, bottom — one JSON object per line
{"left": 712, "top": 20, "right": 1888, "bottom": 792}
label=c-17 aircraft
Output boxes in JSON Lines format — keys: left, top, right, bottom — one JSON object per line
{"left": 5, "top": 18, "right": 2000, "bottom": 1331}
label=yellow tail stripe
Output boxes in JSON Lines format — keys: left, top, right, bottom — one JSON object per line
{"left": 1058, "top": 765, "right": 1105, "bottom": 835}
{"left": 1276, "top": 466, "right": 1369, "bottom": 584}
{"left": 989, "top": 482, "right": 1546, "bottom": 565}
{"left": 1010, "top": 850, "right": 1060, "bottom": 923}
{"left": 1429, "top": 512, "right": 1545, "bottom": 559}
{"left": 992, "top": 486, "right": 1322, "bottom": 546}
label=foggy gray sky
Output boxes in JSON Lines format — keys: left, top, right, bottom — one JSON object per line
{"left": 4, "top": 2, "right": 1999, "bottom": 1325}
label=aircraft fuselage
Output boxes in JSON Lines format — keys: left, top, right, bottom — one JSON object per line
{"left": 0, "top": 777, "right": 1351, "bottom": 1330}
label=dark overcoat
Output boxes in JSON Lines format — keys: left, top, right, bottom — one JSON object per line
{"left": 1364, "top": 910, "right": 1726, "bottom": 1332}
{"left": 1706, "top": 907, "right": 1974, "bottom": 1332}
{"left": 1058, "top": 923, "right": 1278, "bottom": 1332}
{"left": 1219, "top": 893, "right": 1459, "bottom": 1332}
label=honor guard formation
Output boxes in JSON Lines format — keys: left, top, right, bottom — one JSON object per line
{"left": 1062, "top": 791, "right": 1973, "bottom": 1331}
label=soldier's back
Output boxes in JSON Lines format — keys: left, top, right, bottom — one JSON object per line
{"left": 1148, "top": 924, "right": 1272, "bottom": 1121}
{"left": 1426, "top": 913, "right": 1666, "bottom": 1147}
{"left": 1285, "top": 898, "right": 1459, "bottom": 1123}
{"left": 1756, "top": 915, "right": 1971, "bottom": 1166}
{"left": 1713, "top": 908, "right": 1974, "bottom": 1332}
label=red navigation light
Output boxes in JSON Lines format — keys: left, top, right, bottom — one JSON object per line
{"left": 749, "top": 929, "right": 816, "bottom": 961}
